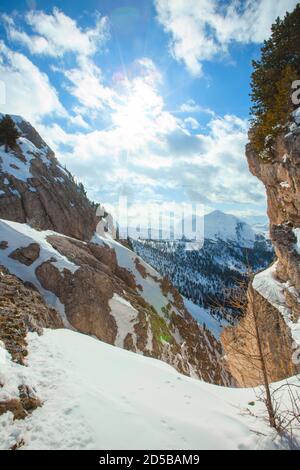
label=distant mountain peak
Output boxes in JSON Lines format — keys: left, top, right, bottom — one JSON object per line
{"left": 204, "top": 210, "right": 255, "bottom": 247}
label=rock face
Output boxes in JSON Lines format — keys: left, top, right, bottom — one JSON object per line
{"left": 0, "top": 114, "right": 97, "bottom": 240}
{"left": 221, "top": 285, "right": 297, "bottom": 387}
{"left": 0, "top": 265, "right": 63, "bottom": 364}
{"left": 9, "top": 243, "right": 40, "bottom": 266}
{"left": 222, "top": 123, "right": 300, "bottom": 386}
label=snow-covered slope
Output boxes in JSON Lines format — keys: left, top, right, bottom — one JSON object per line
{"left": 1, "top": 328, "right": 299, "bottom": 450}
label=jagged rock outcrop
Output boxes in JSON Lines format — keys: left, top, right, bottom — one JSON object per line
{"left": 222, "top": 122, "right": 300, "bottom": 386}
{"left": 0, "top": 114, "right": 97, "bottom": 240}
{"left": 0, "top": 264, "right": 63, "bottom": 364}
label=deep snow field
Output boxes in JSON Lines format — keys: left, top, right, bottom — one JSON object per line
{"left": 0, "top": 329, "right": 299, "bottom": 450}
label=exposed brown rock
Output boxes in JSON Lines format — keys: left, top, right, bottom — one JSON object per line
{"left": 247, "top": 131, "right": 300, "bottom": 315}
{"left": 135, "top": 257, "right": 147, "bottom": 278}
{"left": 0, "top": 385, "right": 42, "bottom": 420}
{"left": 222, "top": 129, "right": 300, "bottom": 386}
{"left": 0, "top": 265, "right": 63, "bottom": 364}
{"left": 9, "top": 243, "right": 40, "bottom": 266}
{"left": 221, "top": 286, "right": 298, "bottom": 387}
{"left": 0, "top": 241, "right": 8, "bottom": 249}
{"left": 0, "top": 399, "right": 27, "bottom": 420}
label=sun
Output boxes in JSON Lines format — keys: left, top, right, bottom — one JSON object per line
{"left": 111, "top": 76, "right": 164, "bottom": 147}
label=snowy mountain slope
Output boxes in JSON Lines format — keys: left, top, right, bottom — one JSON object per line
{"left": 132, "top": 211, "right": 274, "bottom": 328}
{"left": 183, "top": 297, "right": 227, "bottom": 339}
{"left": 241, "top": 214, "right": 270, "bottom": 237}
{"left": 92, "top": 233, "right": 183, "bottom": 317}
{"left": 0, "top": 219, "right": 231, "bottom": 384}
{"left": 0, "top": 328, "right": 299, "bottom": 450}
{"left": 203, "top": 210, "right": 256, "bottom": 247}
{"left": 0, "top": 114, "right": 97, "bottom": 240}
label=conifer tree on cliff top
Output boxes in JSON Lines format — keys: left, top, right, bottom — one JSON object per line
{"left": 250, "top": 4, "right": 300, "bottom": 157}
{"left": 0, "top": 115, "right": 20, "bottom": 153}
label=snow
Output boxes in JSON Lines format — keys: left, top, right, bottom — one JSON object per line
{"left": 0, "top": 219, "right": 79, "bottom": 325}
{"left": 294, "top": 107, "right": 300, "bottom": 125}
{"left": 183, "top": 297, "right": 228, "bottom": 339}
{"left": 293, "top": 228, "right": 300, "bottom": 255}
{"left": 91, "top": 233, "right": 180, "bottom": 318}
{"left": 0, "top": 114, "right": 55, "bottom": 187}
{"left": 0, "top": 328, "right": 299, "bottom": 450}
{"left": 109, "top": 293, "right": 138, "bottom": 348}
{"left": 9, "top": 187, "right": 21, "bottom": 197}
{"left": 204, "top": 211, "right": 256, "bottom": 248}
{"left": 253, "top": 263, "right": 300, "bottom": 347}
{"left": 280, "top": 181, "right": 290, "bottom": 189}
{"left": 0, "top": 140, "right": 34, "bottom": 183}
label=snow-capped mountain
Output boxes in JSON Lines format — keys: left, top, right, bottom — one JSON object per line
{"left": 203, "top": 210, "right": 256, "bottom": 247}
{"left": 132, "top": 211, "right": 274, "bottom": 328}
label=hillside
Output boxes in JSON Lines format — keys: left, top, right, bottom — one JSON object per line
{"left": 1, "top": 328, "right": 299, "bottom": 450}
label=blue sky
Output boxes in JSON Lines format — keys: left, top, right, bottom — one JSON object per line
{"left": 0, "top": 0, "right": 298, "bottom": 221}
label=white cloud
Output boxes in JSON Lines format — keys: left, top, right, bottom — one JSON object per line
{"left": 184, "top": 117, "right": 200, "bottom": 129}
{"left": 2, "top": 8, "right": 109, "bottom": 57}
{"left": 180, "top": 99, "right": 215, "bottom": 115}
{"left": 0, "top": 41, "right": 66, "bottom": 123}
{"left": 59, "top": 56, "right": 117, "bottom": 111}
{"left": 1, "top": 9, "right": 112, "bottom": 121}
{"left": 37, "top": 59, "right": 264, "bottom": 212}
{"left": 155, "top": 0, "right": 299, "bottom": 75}
{"left": 68, "top": 114, "right": 90, "bottom": 129}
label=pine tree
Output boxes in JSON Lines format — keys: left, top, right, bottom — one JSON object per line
{"left": 0, "top": 115, "right": 20, "bottom": 152}
{"left": 250, "top": 4, "right": 300, "bottom": 156}
{"left": 77, "top": 182, "right": 87, "bottom": 197}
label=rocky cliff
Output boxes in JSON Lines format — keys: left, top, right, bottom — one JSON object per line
{"left": 0, "top": 114, "right": 97, "bottom": 240}
{"left": 222, "top": 113, "right": 300, "bottom": 386}
{"left": 0, "top": 115, "right": 232, "bottom": 386}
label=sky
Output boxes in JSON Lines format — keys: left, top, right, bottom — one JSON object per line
{"left": 0, "top": 0, "right": 298, "bottom": 221}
